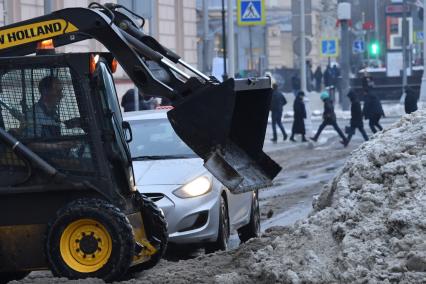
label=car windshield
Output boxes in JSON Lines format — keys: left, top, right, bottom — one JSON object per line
{"left": 127, "top": 118, "right": 197, "bottom": 160}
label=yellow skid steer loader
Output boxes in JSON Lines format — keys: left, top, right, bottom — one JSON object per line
{"left": 0, "top": 3, "right": 280, "bottom": 282}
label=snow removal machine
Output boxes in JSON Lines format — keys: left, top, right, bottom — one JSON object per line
{"left": 0, "top": 3, "right": 281, "bottom": 282}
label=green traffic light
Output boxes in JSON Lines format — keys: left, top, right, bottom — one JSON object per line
{"left": 369, "top": 42, "right": 380, "bottom": 55}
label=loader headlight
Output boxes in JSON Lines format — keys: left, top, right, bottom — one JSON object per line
{"left": 173, "top": 176, "right": 212, "bottom": 198}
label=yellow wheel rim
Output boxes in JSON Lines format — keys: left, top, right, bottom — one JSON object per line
{"left": 60, "top": 219, "right": 112, "bottom": 273}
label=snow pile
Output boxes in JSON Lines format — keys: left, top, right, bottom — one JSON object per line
{"left": 249, "top": 110, "right": 426, "bottom": 283}
{"left": 251, "top": 109, "right": 426, "bottom": 283}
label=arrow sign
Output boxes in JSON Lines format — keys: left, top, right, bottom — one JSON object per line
{"left": 321, "top": 39, "right": 339, "bottom": 57}
{"left": 353, "top": 40, "right": 365, "bottom": 53}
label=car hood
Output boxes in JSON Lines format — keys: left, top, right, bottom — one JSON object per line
{"left": 133, "top": 158, "right": 207, "bottom": 186}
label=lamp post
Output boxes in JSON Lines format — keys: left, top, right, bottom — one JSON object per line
{"left": 402, "top": 0, "right": 408, "bottom": 97}
{"left": 420, "top": 0, "right": 426, "bottom": 104}
{"left": 44, "top": 0, "right": 52, "bottom": 14}
{"left": 227, "top": 0, "right": 235, "bottom": 78}
{"left": 221, "top": 0, "right": 228, "bottom": 80}
{"left": 300, "top": 0, "right": 306, "bottom": 93}
{"left": 338, "top": 1, "right": 351, "bottom": 110}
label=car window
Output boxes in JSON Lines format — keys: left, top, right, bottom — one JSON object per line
{"left": 128, "top": 118, "right": 197, "bottom": 159}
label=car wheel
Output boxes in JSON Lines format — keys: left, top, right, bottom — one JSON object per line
{"left": 237, "top": 190, "right": 260, "bottom": 243}
{"left": 0, "top": 271, "right": 30, "bottom": 284}
{"left": 46, "top": 199, "right": 134, "bottom": 282}
{"left": 205, "top": 195, "right": 229, "bottom": 254}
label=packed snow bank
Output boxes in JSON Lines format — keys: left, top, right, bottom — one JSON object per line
{"left": 126, "top": 110, "right": 426, "bottom": 284}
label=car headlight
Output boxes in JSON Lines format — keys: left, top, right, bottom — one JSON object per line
{"left": 173, "top": 176, "right": 212, "bottom": 198}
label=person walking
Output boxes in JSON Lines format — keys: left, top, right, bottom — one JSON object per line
{"left": 363, "top": 90, "right": 384, "bottom": 133}
{"left": 306, "top": 60, "right": 313, "bottom": 91}
{"left": 310, "top": 91, "right": 348, "bottom": 146}
{"left": 121, "top": 89, "right": 158, "bottom": 111}
{"left": 404, "top": 86, "right": 419, "bottom": 114}
{"left": 331, "top": 65, "right": 340, "bottom": 89}
{"left": 291, "top": 73, "right": 301, "bottom": 97}
{"left": 330, "top": 65, "right": 340, "bottom": 101}
{"left": 270, "top": 83, "right": 288, "bottom": 143}
{"left": 345, "top": 90, "right": 369, "bottom": 144}
{"left": 323, "top": 65, "right": 332, "bottom": 89}
{"left": 121, "top": 88, "right": 143, "bottom": 112}
{"left": 290, "top": 91, "right": 307, "bottom": 142}
{"left": 314, "top": 66, "right": 322, "bottom": 92}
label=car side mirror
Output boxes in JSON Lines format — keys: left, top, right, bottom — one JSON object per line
{"left": 122, "top": 121, "right": 133, "bottom": 143}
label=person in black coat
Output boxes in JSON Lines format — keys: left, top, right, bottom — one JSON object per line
{"left": 314, "top": 66, "right": 322, "bottom": 92}
{"left": 270, "top": 83, "right": 288, "bottom": 142}
{"left": 121, "top": 88, "right": 143, "bottom": 112}
{"left": 323, "top": 65, "right": 332, "bottom": 88}
{"left": 363, "top": 90, "right": 384, "bottom": 133}
{"left": 404, "top": 86, "right": 419, "bottom": 114}
{"left": 290, "top": 91, "right": 307, "bottom": 142}
{"left": 291, "top": 74, "right": 301, "bottom": 96}
{"left": 310, "top": 92, "right": 348, "bottom": 146}
{"left": 345, "top": 90, "right": 369, "bottom": 144}
{"left": 121, "top": 89, "right": 158, "bottom": 112}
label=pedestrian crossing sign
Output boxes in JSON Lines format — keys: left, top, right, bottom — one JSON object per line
{"left": 237, "top": 0, "right": 266, "bottom": 26}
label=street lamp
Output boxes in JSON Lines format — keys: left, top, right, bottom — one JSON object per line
{"left": 420, "top": 0, "right": 426, "bottom": 103}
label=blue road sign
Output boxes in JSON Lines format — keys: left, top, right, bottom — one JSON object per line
{"left": 415, "top": 31, "right": 424, "bottom": 42}
{"left": 237, "top": 0, "right": 266, "bottom": 26}
{"left": 353, "top": 40, "right": 365, "bottom": 53}
{"left": 321, "top": 39, "right": 338, "bottom": 57}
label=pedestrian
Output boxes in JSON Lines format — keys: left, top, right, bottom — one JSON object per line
{"left": 270, "top": 83, "right": 288, "bottom": 143}
{"left": 121, "top": 88, "right": 143, "bottom": 112}
{"left": 291, "top": 73, "right": 301, "bottom": 97}
{"left": 310, "top": 91, "right": 348, "bottom": 146}
{"left": 121, "top": 89, "right": 158, "bottom": 111}
{"left": 345, "top": 90, "right": 369, "bottom": 145}
{"left": 160, "top": 97, "right": 172, "bottom": 106}
{"left": 306, "top": 60, "right": 313, "bottom": 91}
{"left": 362, "top": 73, "right": 374, "bottom": 92}
{"left": 141, "top": 95, "right": 159, "bottom": 110}
{"left": 314, "top": 66, "right": 322, "bottom": 92}
{"left": 404, "top": 86, "right": 419, "bottom": 114}
{"left": 330, "top": 64, "right": 340, "bottom": 101}
{"left": 331, "top": 64, "right": 340, "bottom": 89}
{"left": 290, "top": 91, "right": 307, "bottom": 142}
{"left": 323, "top": 65, "right": 332, "bottom": 89}
{"left": 363, "top": 90, "right": 385, "bottom": 133}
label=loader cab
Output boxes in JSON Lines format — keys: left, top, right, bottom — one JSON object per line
{"left": 0, "top": 52, "right": 134, "bottom": 203}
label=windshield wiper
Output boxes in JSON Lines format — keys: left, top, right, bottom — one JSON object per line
{"left": 132, "top": 154, "right": 194, "bottom": 161}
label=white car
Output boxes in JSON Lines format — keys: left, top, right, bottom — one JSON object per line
{"left": 124, "top": 109, "right": 260, "bottom": 252}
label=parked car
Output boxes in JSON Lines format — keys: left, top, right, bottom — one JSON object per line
{"left": 124, "top": 109, "right": 260, "bottom": 252}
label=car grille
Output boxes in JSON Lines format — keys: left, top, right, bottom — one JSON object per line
{"left": 144, "top": 193, "right": 165, "bottom": 202}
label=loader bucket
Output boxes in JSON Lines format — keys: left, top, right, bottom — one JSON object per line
{"left": 168, "top": 77, "right": 281, "bottom": 194}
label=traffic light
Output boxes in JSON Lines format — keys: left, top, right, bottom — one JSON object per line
{"left": 369, "top": 41, "right": 380, "bottom": 56}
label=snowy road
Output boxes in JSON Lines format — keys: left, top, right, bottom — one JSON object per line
{"left": 259, "top": 116, "right": 398, "bottom": 232}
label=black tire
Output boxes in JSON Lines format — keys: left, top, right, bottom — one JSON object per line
{"left": 205, "top": 195, "right": 230, "bottom": 254}
{"left": 237, "top": 190, "right": 260, "bottom": 243}
{"left": 0, "top": 271, "right": 30, "bottom": 284}
{"left": 45, "top": 198, "right": 135, "bottom": 282}
{"left": 129, "top": 193, "right": 168, "bottom": 272}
